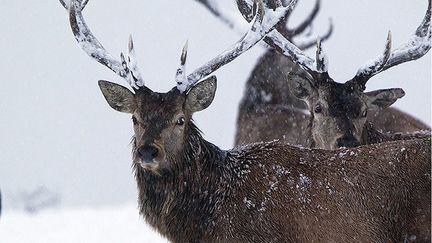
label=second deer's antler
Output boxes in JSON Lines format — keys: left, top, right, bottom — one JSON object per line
{"left": 351, "top": 0, "right": 431, "bottom": 89}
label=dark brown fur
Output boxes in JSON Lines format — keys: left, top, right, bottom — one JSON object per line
{"left": 134, "top": 126, "right": 431, "bottom": 242}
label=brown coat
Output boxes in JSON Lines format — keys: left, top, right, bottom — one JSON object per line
{"left": 134, "top": 123, "right": 431, "bottom": 242}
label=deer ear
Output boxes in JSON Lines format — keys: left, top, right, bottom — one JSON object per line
{"left": 185, "top": 76, "right": 217, "bottom": 113}
{"left": 98, "top": 80, "right": 137, "bottom": 113}
{"left": 365, "top": 88, "right": 405, "bottom": 110}
{"left": 286, "top": 72, "right": 314, "bottom": 100}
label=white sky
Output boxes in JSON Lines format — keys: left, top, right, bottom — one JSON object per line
{"left": 0, "top": 0, "right": 430, "bottom": 209}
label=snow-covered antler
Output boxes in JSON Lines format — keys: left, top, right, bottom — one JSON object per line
{"left": 178, "top": 0, "right": 297, "bottom": 92}
{"left": 195, "top": 0, "right": 332, "bottom": 51}
{"left": 235, "top": 0, "right": 320, "bottom": 74}
{"left": 61, "top": 0, "right": 144, "bottom": 89}
{"left": 351, "top": 0, "right": 431, "bottom": 89}
{"left": 62, "top": 0, "right": 294, "bottom": 92}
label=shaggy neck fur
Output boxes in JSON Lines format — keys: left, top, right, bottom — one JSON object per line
{"left": 133, "top": 121, "right": 229, "bottom": 242}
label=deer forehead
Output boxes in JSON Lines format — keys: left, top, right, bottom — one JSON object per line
{"left": 317, "top": 83, "right": 365, "bottom": 117}
{"left": 135, "top": 89, "right": 186, "bottom": 120}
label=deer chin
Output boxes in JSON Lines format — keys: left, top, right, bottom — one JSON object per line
{"left": 138, "top": 160, "right": 160, "bottom": 171}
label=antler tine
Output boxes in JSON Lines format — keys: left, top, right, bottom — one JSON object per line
{"left": 353, "top": 32, "right": 392, "bottom": 89}
{"left": 178, "top": 0, "right": 297, "bottom": 92}
{"left": 66, "top": 0, "right": 144, "bottom": 89}
{"left": 236, "top": 0, "right": 254, "bottom": 22}
{"left": 296, "top": 18, "right": 333, "bottom": 50}
{"left": 316, "top": 39, "right": 329, "bottom": 72}
{"left": 353, "top": 0, "right": 431, "bottom": 88}
{"left": 274, "top": 0, "right": 298, "bottom": 36}
{"left": 59, "top": 0, "right": 89, "bottom": 11}
{"left": 287, "top": 0, "right": 320, "bottom": 36}
{"left": 124, "top": 35, "right": 145, "bottom": 88}
{"left": 175, "top": 41, "right": 189, "bottom": 87}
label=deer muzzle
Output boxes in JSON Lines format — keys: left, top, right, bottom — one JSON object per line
{"left": 136, "top": 143, "right": 166, "bottom": 170}
{"left": 336, "top": 135, "right": 360, "bottom": 148}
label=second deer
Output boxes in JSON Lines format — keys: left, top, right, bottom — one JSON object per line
{"left": 234, "top": 0, "right": 431, "bottom": 149}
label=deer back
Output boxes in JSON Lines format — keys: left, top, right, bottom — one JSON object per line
{"left": 216, "top": 137, "right": 431, "bottom": 242}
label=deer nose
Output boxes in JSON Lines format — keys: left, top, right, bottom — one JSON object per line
{"left": 336, "top": 135, "right": 360, "bottom": 148}
{"left": 138, "top": 145, "right": 159, "bottom": 162}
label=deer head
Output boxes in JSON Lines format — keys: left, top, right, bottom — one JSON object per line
{"left": 287, "top": 64, "right": 405, "bottom": 149}
{"left": 237, "top": 0, "right": 431, "bottom": 149}
{"left": 62, "top": 0, "right": 296, "bottom": 170}
{"left": 284, "top": 37, "right": 408, "bottom": 148}
{"left": 98, "top": 76, "right": 216, "bottom": 170}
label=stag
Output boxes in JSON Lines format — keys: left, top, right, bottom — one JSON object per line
{"left": 234, "top": 0, "right": 431, "bottom": 149}
{"left": 63, "top": 0, "right": 431, "bottom": 242}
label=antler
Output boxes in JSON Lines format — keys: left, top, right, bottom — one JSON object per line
{"left": 239, "top": 0, "right": 430, "bottom": 84}
{"left": 315, "top": 39, "right": 329, "bottom": 72}
{"left": 178, "top": 0, "right": 298, "bottom": 92}
{"left": 59, "top": 0, "right": 88, "bottom": 10}
{"left": 195, "top": 0, "right": 332, "bottom": 50}
{"left": 295, "top": 19, "right": 333, "bottom": 50}
{"left": 280, "top": 0, "right": 334, "bottom": 50}
{"left": 175, "top": 41, "right": 188, "bottom": 87}
{"left": 63, "top": 0, "right": 294, "bottom": 93}
{"left": 235, "top": 0, "right": 319, "bottom": 74}
{"left": 61, "top": 0, "right": 144, "bottom": 89}
{"left": 285, "top": 0, "right": 319, "bottom": 36}
{"left": 352, "top": 0, "right": 431, "bottom": 89}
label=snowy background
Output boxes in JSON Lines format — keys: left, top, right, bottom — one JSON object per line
{"left": 0, "top": 0, "right": 430, "bottom": 242}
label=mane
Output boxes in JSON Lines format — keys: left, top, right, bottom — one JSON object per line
{"left": 132, "top": 119, "right": 228, "bottom": 241}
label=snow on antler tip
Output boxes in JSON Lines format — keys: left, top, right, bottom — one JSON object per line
{"left": 355, "top": 31, "right": 392, "bottom": 79}
{"left": 128, "top": 35, "right": 134, "bottom": 52}
{"left": 315, "top": 38, "right": 328, "bottom": 72}
{"left": 125, "top": 36, "right": 145, "bottom": 88}
{"left": 176, "top": 42, "right": 189, "bottom": 92}
{"left": 383, "top": 31, "right": 392, "bottom": 59}
{"left": 181, "top": 41, "right": 189, "bottom": 65}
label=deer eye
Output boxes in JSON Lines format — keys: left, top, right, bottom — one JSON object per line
{"left": 176, "top": 117, "right": 185, "bottom": 126}
{"left": 132, "top": 116, "right": 138, "bottom": 125}
{"left": 314, "top": 103, "right": 322, "bottom": 113}
{"left": 361, "top": 110, "right": 368, "bottom": 118}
